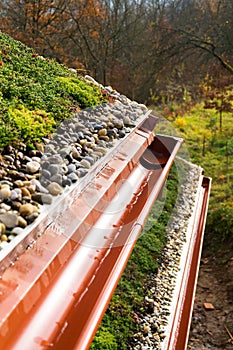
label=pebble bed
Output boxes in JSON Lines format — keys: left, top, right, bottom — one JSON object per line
{"left": 0, "top": 77, "right": 148, "bottom": 250}
{"left": 131, "top": 160, "right": 203, "bottom": 350}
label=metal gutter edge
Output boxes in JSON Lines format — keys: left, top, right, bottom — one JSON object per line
{"left": 164, "top": 175, "right": 211, "bottom": 350}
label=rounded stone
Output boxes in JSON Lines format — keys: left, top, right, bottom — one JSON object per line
{"left": 48, "top": 164, "right": 60, "bottom": 176}
{"left": 27, "top": 184, "right": 36, "bottom": 194}
{"left": 26, "top": 213, "right": 39, "bottom": 224}
{"left": 10, "top": 201, "right": 21, "bottom": 211}
{"left": 98, "top": 128, "right": 108, "bottom": 137}
{"left": 0, "top": 223, "right": 6, "bottom": 235}
{"left": 0, "top": 213, "right": 18, "bottom": 228}
{"left": 123, "top": 115, "right": 131, "bottom": 125}
{"left": 99, "top": 135, "right": 109, "bottom": 142}
{"left": 26, "top": 161, "right": 41, "bottom": 174}
{"left": 10, "top": 189, "right": 21, "bottom": 201}
{"left": 77, "top": 131, "right": 84, "bottom": 139}
{"left": 1, "top": 234, "right": 8, "bottom": 242}
{"left": 84, "top": 156, "right": 95, "bottom": 166}
{"left": 58, "top": 146, "right": 72, "bottom": 157}
{"left": 41, "top": 160, "right": 50, "bottom": 169}
{"left": 67, "top": 172, "right": 79, "bottom": 182}
{"left": 47, "top": 154, "right": 63, "bottom": 164}
{"left": 0, "top": 203, "right": 11, "bottom": 211}
{"left": 11, "top": 227, "right": 24, "bottom": 235}
{"left": 41, "top": 194, "right": 53, "bottom": 205}
{"left": 71, "top": 148, "right": 81, "bottom": 159}
{"left": 0, "top": 187, "right": 11, "bottom": 199}
{"left": 31, "top": 156, "right": 41, "bottom": 163}
{"left": 80, "top": 139, "right": 88, "bottom": 146}
{"left": 77, "top": 168, "right": 88, "bottom": 178}
{"left": 94, "top": 146, "right": 107, "bottom": 155}
{"left": 80, "top": 159, "right": 91, "bottom": 169}
{"left": 47, "top": 182, "right": 63, "bottom": 196}
{"left": 92, "top": 134, "right": 99, "bottom": 142}
{"left": 35, "top": 143, "right": 44, "bottom": 153}
{"left": 118, "top": 130, "right": 125, "bottom": 138}
{"left": 19, "top": 203, "right": 37, "bottom": 217}
{"left": 14, "top": 180, "right": 24, "bottom": 188}
{"left": 1, "top": 183, "right": 11, "bottom": 189}
{"left": 21, "top": 187, "right": 32, "bottom": 198}
{"left": 4, "top": 155, "right": 14, "bottom": 163}
{"left": 41, "top": 169, "right": 51, "bottom": 179}
{"left": 17, "top": 216, "right": 28, "bottom": 228}
{"left": 50, "top": 174, "right": 63, "bottom": 185}
{"left": 30, "top": 179, "right": 49, "bottom": 194}
{"left": 113, "top": 119, "right": 124, "bottom": 129}
{"left": 67, "top": 163, "right": 76, "bottom": 174}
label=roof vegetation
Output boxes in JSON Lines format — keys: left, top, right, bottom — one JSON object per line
{"left": 0, "top": 31, "right": 106, "bottom": 148}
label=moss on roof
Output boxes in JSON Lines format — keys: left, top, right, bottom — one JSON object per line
{"left": 0, "top": 31, "right": 106, "bottom": 148}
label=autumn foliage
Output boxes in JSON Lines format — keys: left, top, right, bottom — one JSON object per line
{"left": 1, "top": 0, "right": 233, "bottom": 103}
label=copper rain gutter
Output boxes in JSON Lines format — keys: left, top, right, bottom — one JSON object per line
{"left": 163, "top": 175, "right": 211, "bottom": 350}
{"left": 0, "top": 111, "right": 210, "bottom": 350}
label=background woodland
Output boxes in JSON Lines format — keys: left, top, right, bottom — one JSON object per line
{"left": 1, "top": 0, "right": 233, "bottom": 104}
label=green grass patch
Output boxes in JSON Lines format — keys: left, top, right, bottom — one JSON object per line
{"left": 57, "top": 76, "right": 104, "bottom": 109}
{"left": 7, "top": 105, "right": 55, "bottom": 144}
{"left": 158, "top": 102, "right": 233, "bottom": 244}
{"left": 0, "top": 31, "right": 106, "bottom": 148}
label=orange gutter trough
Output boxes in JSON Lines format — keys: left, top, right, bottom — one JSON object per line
{"left": 162, "top": 175, "right": 211, "bottom": 350}
{"left": 0, "top": 110, "right": 210, "bottom": 350}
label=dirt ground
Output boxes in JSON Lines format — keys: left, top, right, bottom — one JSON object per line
{"left": 188, "top": 236, "right": 233, "bottom": 350}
